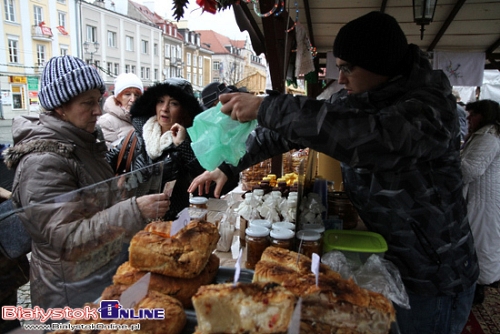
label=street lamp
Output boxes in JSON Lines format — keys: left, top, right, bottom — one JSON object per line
{"left": 413, "top": 0, "right": 437, "bottom": 40}
{"left": 83, "top": 40, "right": 100, "bottom": 65}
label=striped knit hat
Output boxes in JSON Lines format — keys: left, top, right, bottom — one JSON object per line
{"left": 38, "top": 55, "right": 105, "bottom": 110}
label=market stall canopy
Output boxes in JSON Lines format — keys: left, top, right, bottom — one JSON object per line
{"left": 229, "top": 0, "right": 500, "bottom": 92}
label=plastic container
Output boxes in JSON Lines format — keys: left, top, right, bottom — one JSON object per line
{"left": 189, "top": 196, "right": 208, "bottom": 220}
{"left": 270, "top": 228, "right": 295, "bottom": 250}
{"left": 245, "top": 226, "right": 270, "bottom": 269}
{"left": 323, "top": 229, "right": 388, "bottom": 264}
{"left": 296, "top": 230, "right": 322, "bottom": 258}
{"left": 272, "top": 221, "right": 296, "bottom": 231}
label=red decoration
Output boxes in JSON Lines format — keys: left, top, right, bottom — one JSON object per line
{"left": 57, "top": 26, "right": 68, "bottom": 35}
{"left": 196, "top": 0, "right": 217, "bottom": 14}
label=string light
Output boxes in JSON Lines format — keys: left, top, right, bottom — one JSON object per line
{"left": 252, "top": 0, "right": 280, "bottom": 18}
{"left": 285, "top": 0, "right": 299, "bottom": 32}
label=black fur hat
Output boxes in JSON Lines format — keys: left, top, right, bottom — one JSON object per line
{"left": 130, "top": 78, "right": 202, "bottom": 127}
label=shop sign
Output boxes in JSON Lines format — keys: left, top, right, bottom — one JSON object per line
{"left": 9, "top": 76, "right": 27, "bottom": 84}
{"left": 27, "top": 76, "right": 39, "bottom": 91}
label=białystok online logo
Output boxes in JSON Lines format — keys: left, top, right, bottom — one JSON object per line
{"left": 2, "top": 300, "right": 165, "bottom": 323}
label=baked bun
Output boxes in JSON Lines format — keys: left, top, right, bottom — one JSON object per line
{"left": 113, "top": 253, "right": 220, "bottom": 308}
{"left": 129, "top": 220, "right": 219, "bottom": 278}
{"left": 100, "top": 284, "right": 186, "bottom": 334}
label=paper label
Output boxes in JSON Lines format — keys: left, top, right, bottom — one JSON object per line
{"left": 163, "top": 180, "right": 176, "bottom": 197}
{"left": 287, "top": 297, "right": 302, "bottom": 334}
{"left": 233, "top": 248, "right": 243, "bottom": 286}
{"left": 311, "top": 253, "right": 320, "bottom": 286}
{"left": 170, "top": 208, "right": 190, "bottom": 236}
{"left": 120, "top": 272, "right": 151, "bottom": 309}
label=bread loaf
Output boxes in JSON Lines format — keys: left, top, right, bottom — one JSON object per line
{"left": 129, "top": 220, "right": 219, "bottom": 278}
{"left": 113, "top": 253, "right": 219, "bottom": 308}
{"left": 99, "top": 284, "right": 186, "bottom": 334}
{"left": 192, "top": 282, "right": 296, "bottom": 334}
{"left": 253, "top": 247, "right": 396, "bottom": 334}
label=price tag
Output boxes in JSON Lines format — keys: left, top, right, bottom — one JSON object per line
{"left": 287, "top": 297, "right": 302, "bottom": 334}
{"left": 233, "top": 248, "right": 243, "bottom": 286}
{"left": 311, "top": 253, "right": 320, "bottom": 286}
{"left": 170, "top": 208, "right": 190, "bottom": 236}
{"left": 120, "top": 272, "right": 151, "bottom": 309}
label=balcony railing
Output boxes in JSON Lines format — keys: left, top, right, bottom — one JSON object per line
{"left": 32, "top": 25, "right": 53, "bottom": 41}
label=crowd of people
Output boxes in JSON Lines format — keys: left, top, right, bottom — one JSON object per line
{"left": 0, "top": 10, "right": 499, "bottom": 334}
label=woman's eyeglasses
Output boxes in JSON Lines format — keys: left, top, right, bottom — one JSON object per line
{"left": 336, "top": 63, "right": 355, "bottom": 75}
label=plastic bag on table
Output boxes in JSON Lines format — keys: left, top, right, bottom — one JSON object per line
{"left": 322, "top": 251, "right": 410, "bottom": 309}
{"left": 187, "top": 102, "right": 258, "bottom": 171}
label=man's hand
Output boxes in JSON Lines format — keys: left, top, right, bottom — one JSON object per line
{"left": 188, "top": 168, "right": 228, "bottom": 198}
{"left": 219, "top": 93, "right": 263, "bottom": 123}
{"left": 136, "top": 193, "right": 170, "bottom": 219}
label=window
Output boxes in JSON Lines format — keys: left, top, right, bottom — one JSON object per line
{"left": 11, "top": 85, "right": 25, "bottom": 110}
{"left": 125, "top": 36, "right": 134, "bottom": 51}
{"left": 187, "top": 72, "right": 191, "bottom": 82}
{"left": 108, "top": 31, "right": 117, "bottom": 48}
{"left": 60, "top": 46, "right": 68, "bottom": 56}
{"left": 57, "top": 0, "right": 65, "bottom": 3}
{"left": 199, "top": 74, "right": 203, "bottom": 86}
{"left": 8, "top": 38, "right": 18, "bottom": 63}
{"left": 146, "top": 68, "right": 150, "bottom": 80}
{"left": 36, "top": 44, "right": 45, "bottom": 66}
{"left": 199, "top": 56, "right": 203, "bottom": 69}
{"left": 58, "top": 12, "right": 66, "bottom": 28}
{"left": 140, "top": 67, "right": 145, "bottom": 79}
{"left": 107, "top": 62, "right": 112, "bottom": 75}
{"left": 154, "top": 43, "right": 158, "bottom": 56}
{"left": 94, "top": 60, "right": 100, "bottom": 68}
{"left": 165, "top": 44, "right": 170, "bottom": 58}
{"left": 154, "top": 69, "right": 158, "bottom": 81}
{"left": 114, "top": 63, "right": 119, "bottom": 76}
{"left": 4, "top": 0, "right": 16, "bottom": 22}
{"left": 171, "top": 45, "right": 176, "bottom": 58}
{"left": 187, "top": 53, "right": 191, "bottom": 66}
{"left": 131, "top": 65, "right": 136, "bottom": 74}
{"left": 86, "top": 25, "right": 97, "bottom": 42}
{"left": 193, "top": 55, "right": 197, "bottom": 67}
{"left": 192, "top": 73, "right": 197, "bottom": 85}
{"left": 33, "top": 5, "right": 43, "bottom": 25}
{"left": 125, "top": 64, "right": 130, "bottom": 73}
{"left": 141, "top": 40, "right": 148, "bottom": 54}
{"left": 213, "top": 61, "right": 220, "bottom": 71}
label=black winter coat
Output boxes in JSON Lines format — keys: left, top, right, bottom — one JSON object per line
{"left": 221, "top": 44, "right": 478, "bottom": 296}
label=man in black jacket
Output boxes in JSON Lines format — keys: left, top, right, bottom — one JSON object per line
{"left": 189, "top": 11, "right": 478, "bottom": 334}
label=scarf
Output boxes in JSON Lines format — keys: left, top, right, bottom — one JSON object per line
{"left": 143, "top": 116, "right": 173, "bottom": 159}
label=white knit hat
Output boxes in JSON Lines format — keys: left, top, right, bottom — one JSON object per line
{"left": 114, "top": 73, "right": 144, "bottom": 96}
{"left": 38, "top": 55, "right": 105, "bottom": 110}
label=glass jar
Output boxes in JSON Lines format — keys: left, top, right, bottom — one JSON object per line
{"left": 302, "top": 223, "right": 325, "bottom": 235}
{"left": 245, "top": 226, "right": 270, "bottom": 269}
{"left": 189, "top": 196, "right": 208, "bottom": 209}
{"left": 250, "top": 219, "right": 272, "bottom": 230}
{"left": 270, "top": 228, "right": 295, "bottom": 251}
{"left": 296, "top": 230, "right": 322, "bottom": 258}
{"left": 272, "top": 221, "right": 296, "bottom": 231}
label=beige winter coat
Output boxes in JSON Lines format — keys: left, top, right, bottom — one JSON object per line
{"left": 4, "top": 113, "right": 147, "bottom": 309}
{"left": 97, "top": 95, "right": 134, "bottom": 149}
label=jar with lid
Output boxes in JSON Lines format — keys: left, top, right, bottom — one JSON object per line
{"left": 296, "top": 230, "right": 322, "bottom": 258}
{"left": 189, "top": 196, "right": 208, "bottom": 220}
{"left": 250, "top": 219, "right": 272, "bottom": 230}
{"left": 270, "top": 228, "right": 295, "bottom": 251}
{"left": 272, "top": 221, "right": 296, "bottom": 231}
{"left": 245, "top": 226, "right": 270, "bottom": 269}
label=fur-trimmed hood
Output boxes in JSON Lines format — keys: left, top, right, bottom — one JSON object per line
{"left": 129, "top": 79, "right": 202, "bottom": 128}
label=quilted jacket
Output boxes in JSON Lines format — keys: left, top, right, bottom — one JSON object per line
{"left": 97, "top": 95, "right": 134, "bottom": 149}
{"left": 461, "top": 124, "right": 500, "bottom": 285}
{"left": 223, "top": 44, "right": 478, "bottom": 296}
{"left": 3, "top": 113, "right": 146, "bottom": 309}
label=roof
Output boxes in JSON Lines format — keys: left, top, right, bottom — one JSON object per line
{"left": 197, "top": 30, "right": 246, "bottom": 54}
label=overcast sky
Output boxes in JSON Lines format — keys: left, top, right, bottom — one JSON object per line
{"left": 138, "top": 0, "right": 249, "bottom": 40}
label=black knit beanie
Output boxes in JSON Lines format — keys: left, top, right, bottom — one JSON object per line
{"left": 333, "top": 11, "right": 409, "bottom": 77}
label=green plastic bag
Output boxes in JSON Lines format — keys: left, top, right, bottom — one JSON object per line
{"left": 187, "top": 102, "right": 257, "bottom": 171}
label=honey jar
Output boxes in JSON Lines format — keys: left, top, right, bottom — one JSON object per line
{"left": 296, "top": 230, "right": 322, "bottom": 258}
{"left": 270, "top": 228, "right": 295, "bottom": 251}
{"left": 245, "top": 226, "right": 270, "bottom": 269}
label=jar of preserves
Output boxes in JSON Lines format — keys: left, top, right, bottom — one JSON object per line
{"left": 189, "top": 196, "right": 208, "bottom": 209}
{"left": 296, "top": 230, "right": 322, "bottom": 258}
{"left": 272, "top": 221, "right": 296, "bottom": 231}
{"left": 250, "top": 219, "right": 272, "bottom": 230}
{"left": 245, "top": 226, "right": 270, "bottom": 269}
{"left": 270, "top": 228, "right": 295, "bottom": 250}
{"left": 189, "top": 196, "right": 208, "bottom": 221}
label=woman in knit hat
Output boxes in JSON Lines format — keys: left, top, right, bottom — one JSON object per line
{"left": 107, "top": 78, "right": 205, "bottom": 220}
{"left": 190, "top": 11, "right": 478, "bottom": 334}
{"left": 2, "top": 55, "right": 170, "bottom": 310}
{"left": 97, "top": 72, "right": 144, "bottom": 148}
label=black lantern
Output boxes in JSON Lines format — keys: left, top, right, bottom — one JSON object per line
{"left": 413, "top": 0, "right": 437, "bottom": 40}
